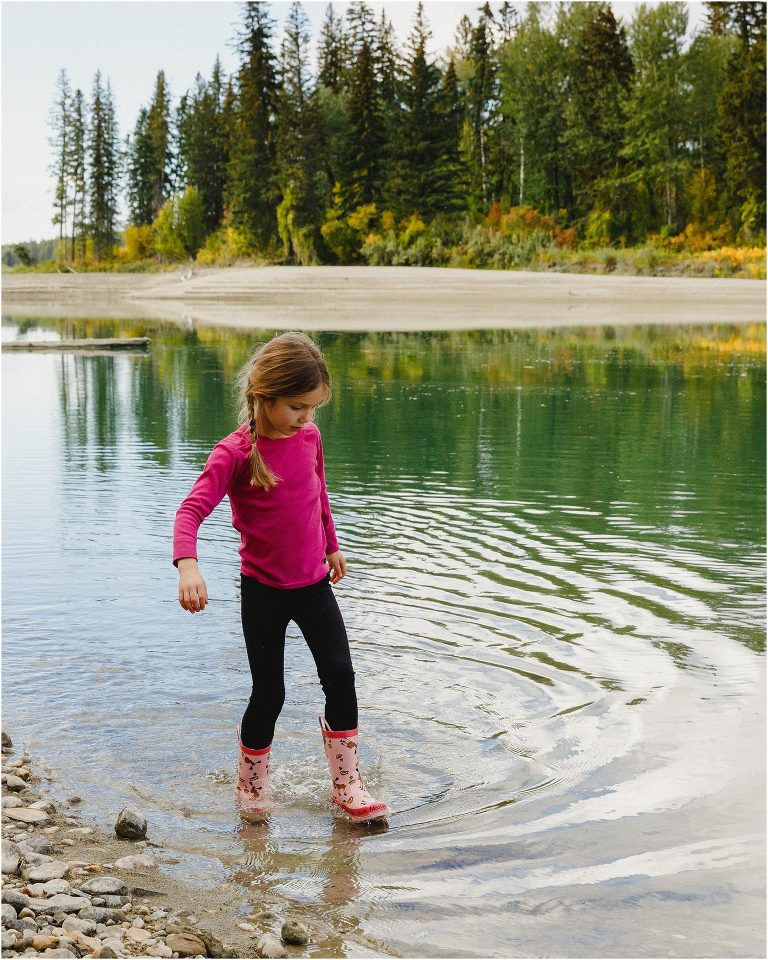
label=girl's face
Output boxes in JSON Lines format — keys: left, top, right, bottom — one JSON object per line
{"left": 261, "top": 384, "right": 328, "bottom": 438}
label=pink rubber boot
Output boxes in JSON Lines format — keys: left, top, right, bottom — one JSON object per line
{"left": 235, "top": 723, "right": 272, "bottom": 820}
{"left": 319, "top": 716, "right": 389, "bottom": 822}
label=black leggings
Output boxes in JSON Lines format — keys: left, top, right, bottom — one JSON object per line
{"left": 239, "top": 571, "right": 358, "bottom": 750}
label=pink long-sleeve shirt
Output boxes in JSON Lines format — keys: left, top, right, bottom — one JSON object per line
{"left": 173, "top": 421, "right": 340, "bottom": 589}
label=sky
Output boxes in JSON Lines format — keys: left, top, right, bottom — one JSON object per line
{"left": 1, "top": 0, "right": 707, "bottom": 246}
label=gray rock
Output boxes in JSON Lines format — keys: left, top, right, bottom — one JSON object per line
{"left": 41, "top": 949, "right": 78, "bottom": 958}
{"left": 1, "top": 901, "right": 18, "bottom": 925}
{"left": 1, "top": 732, "right": 13, "bottom": 749}
{"left": 28, "top": 894, "right": 89, "bottom": 914}
{"left": 61, "top": 916, "right": 97, "bottom": 935}
{"left": 114, "top": 805, "right": 147, "bottom": 840}
{"left": 41, "top": 880, "right": 70, "bottom": 895}
{"left": 2, "top": 796, "right": 23, "bottom": 809}
{"left": 1, "top": 889, "right": 30, "bottom": 911}
{"left": 78, "top": 876, "right": 127, "bottom": 896}
{"left": 99, "top": 895, "right": 129, "bottom": 908}
{"left": 1, "top": 838, "right": 20, "bottom": 875}
{"left": 27, "top": 860, "right": 70, "bottom": 882}
{"left": 21, "top": 851, "right": 55, "bottom": 868}
{"left": 113, "top": 854, "right": 155, "bottom": 870}
{"left": 2, "top": 774, "right": 26, "bottom": 791}
{"left": 280, "top": 919, "right": 309, "bottom": 945}
{"left": 28, "top": 800, "right": 56, "bottom": 812}
{"left": 19, "top": 835, "right": 55, "bottom": 856}
{"left": 1, "top": 929, "right": 18, "bottom": 950}
{"left": 100, "top": 939, "right": 127, "bottom": 958}
{"left": 256, "top": 933, "right": 288, "bottom": 958}
{"left": 77, "top": 906, "right": 127, "bottom": 924}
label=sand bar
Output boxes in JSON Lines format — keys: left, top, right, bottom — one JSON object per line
{"left": 2, "top": 265, "right": 765, "bottom": 330}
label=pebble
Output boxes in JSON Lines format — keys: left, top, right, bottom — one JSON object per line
{"left": 2, "top": 795, "right": 24, "bottom": 808}
{"left": 281, "top": 919, "right": 310, "bottom": 945}
{"left": 256, "top": 932, "right": 288, "bottom": 958}
{"left": 126, "top": 926, "right": 152, "bottom": 941}
{"left": 115, "top": 805, "right": 147, "bottom": 840}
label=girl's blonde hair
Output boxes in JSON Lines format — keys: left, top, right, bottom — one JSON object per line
{"left": 236, "top": 332, "right": 332, "bottom": 490}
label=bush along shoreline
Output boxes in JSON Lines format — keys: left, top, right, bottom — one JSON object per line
{"left": 1, "top": 730, "right": 315, "bottom": 960}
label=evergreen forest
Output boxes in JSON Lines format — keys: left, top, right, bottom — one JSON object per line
{"left": 7, "top": 0, "right": 766, "bottom": 277}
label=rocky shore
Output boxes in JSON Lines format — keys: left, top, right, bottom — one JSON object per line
{"left": 1, "top": 731, "right": 312, "bottom": 960}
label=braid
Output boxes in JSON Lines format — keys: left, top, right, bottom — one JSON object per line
{"left": 246, "top": 395, "right": 278, "bottom": 491}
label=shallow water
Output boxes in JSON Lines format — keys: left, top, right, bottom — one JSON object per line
{"left": 2, "top": 317, "right": 765, "bottom": 958}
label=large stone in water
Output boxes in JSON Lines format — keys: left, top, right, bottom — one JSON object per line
{"left": 256, "top": 933, "right": 288, "bottom": 958}
{"left": 281, "top": 919, "right": 309, "bottom": 945}
{"left": 78, "top": 875, "right": 127, "bottom": 896}
{"left": 2, "top": 774, "right": 26, "bottom": 791}
{"left": 114, "top": 805, "right": 147, "bottom": 840}
{"left": 114, "top": 853, "right": 155, "bottom": 869}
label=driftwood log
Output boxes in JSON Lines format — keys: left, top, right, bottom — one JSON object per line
{"left": 2, "top": 337, "right": 151, "bottom": 352}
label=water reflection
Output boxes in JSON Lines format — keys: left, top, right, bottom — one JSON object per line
{"left": 2, "top": 316, "right": 765, "bottom": 958}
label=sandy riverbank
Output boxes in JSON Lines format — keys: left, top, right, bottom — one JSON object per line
{"left": 2, "top": 266, "right": 765, "bottom": 330}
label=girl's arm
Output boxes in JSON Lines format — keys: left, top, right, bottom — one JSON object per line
{"left": 316, "top": 430, "right": 346, "bottom": 583}
{"left": 173, "top": 442, "right": 239, "bottom": 612}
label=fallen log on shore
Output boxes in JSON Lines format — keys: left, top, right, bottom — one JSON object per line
{"left": 2, "top": 336, "right": 151, "bottom": 352}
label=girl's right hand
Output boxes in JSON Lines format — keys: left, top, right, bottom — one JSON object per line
{"left": 177, "top": 559, "right": 208, "bottom": 613}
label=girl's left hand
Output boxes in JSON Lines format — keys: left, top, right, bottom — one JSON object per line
{"left": 326, "top": 550, "right": 347, "bottom": 584}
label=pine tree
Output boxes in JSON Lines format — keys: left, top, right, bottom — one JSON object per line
{"left": 226, "top": 1, "right": 280, "bottom": 250}
{"left": 343, "top": 34, "right": 385, "bottom": 210}
{"left": 276, "top": 1, "right": 329, "bottom": 262}
{"left": 620, "top": 1, "right": 691, "bottom": 233}
{"left": 88, "top": 71, "right": 120, "bottom": 260}
{"left": 176, "top": 59, "right": 230, "bottom": 233}
{"left": 500, "top": 2, "right": 568, "bottom": 212}
{"left": 127, "top": 108, "right": 155, "bottom": 225}
{"left": 433, "top": 56, "right": 467, "bottom": 215}
{"left": 560, "top": 2, "right": 633, "bottom": 228}
{"left": 317, "top": 3, "right": 347, "bottom": 92}
{"left": 69, "top": 88, "right": 88, "bottom": 260}
{"left": 146, "top": 71, "right": 172, "bottom": 219}
{"left": 465, "top": 4, "right": 499, "bottom": 211}
{"left": 390, "top": 3, "right": 443, "bottom": 217}
{"left": 706, "top": 1, "right": 766, "bottom": 236}
{"left": 48, "top": 69, "right": 72, "bottom": 259}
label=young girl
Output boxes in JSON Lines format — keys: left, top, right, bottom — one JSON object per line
{"left": 173, "top": 331, "right": 389, "bottom": 824}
